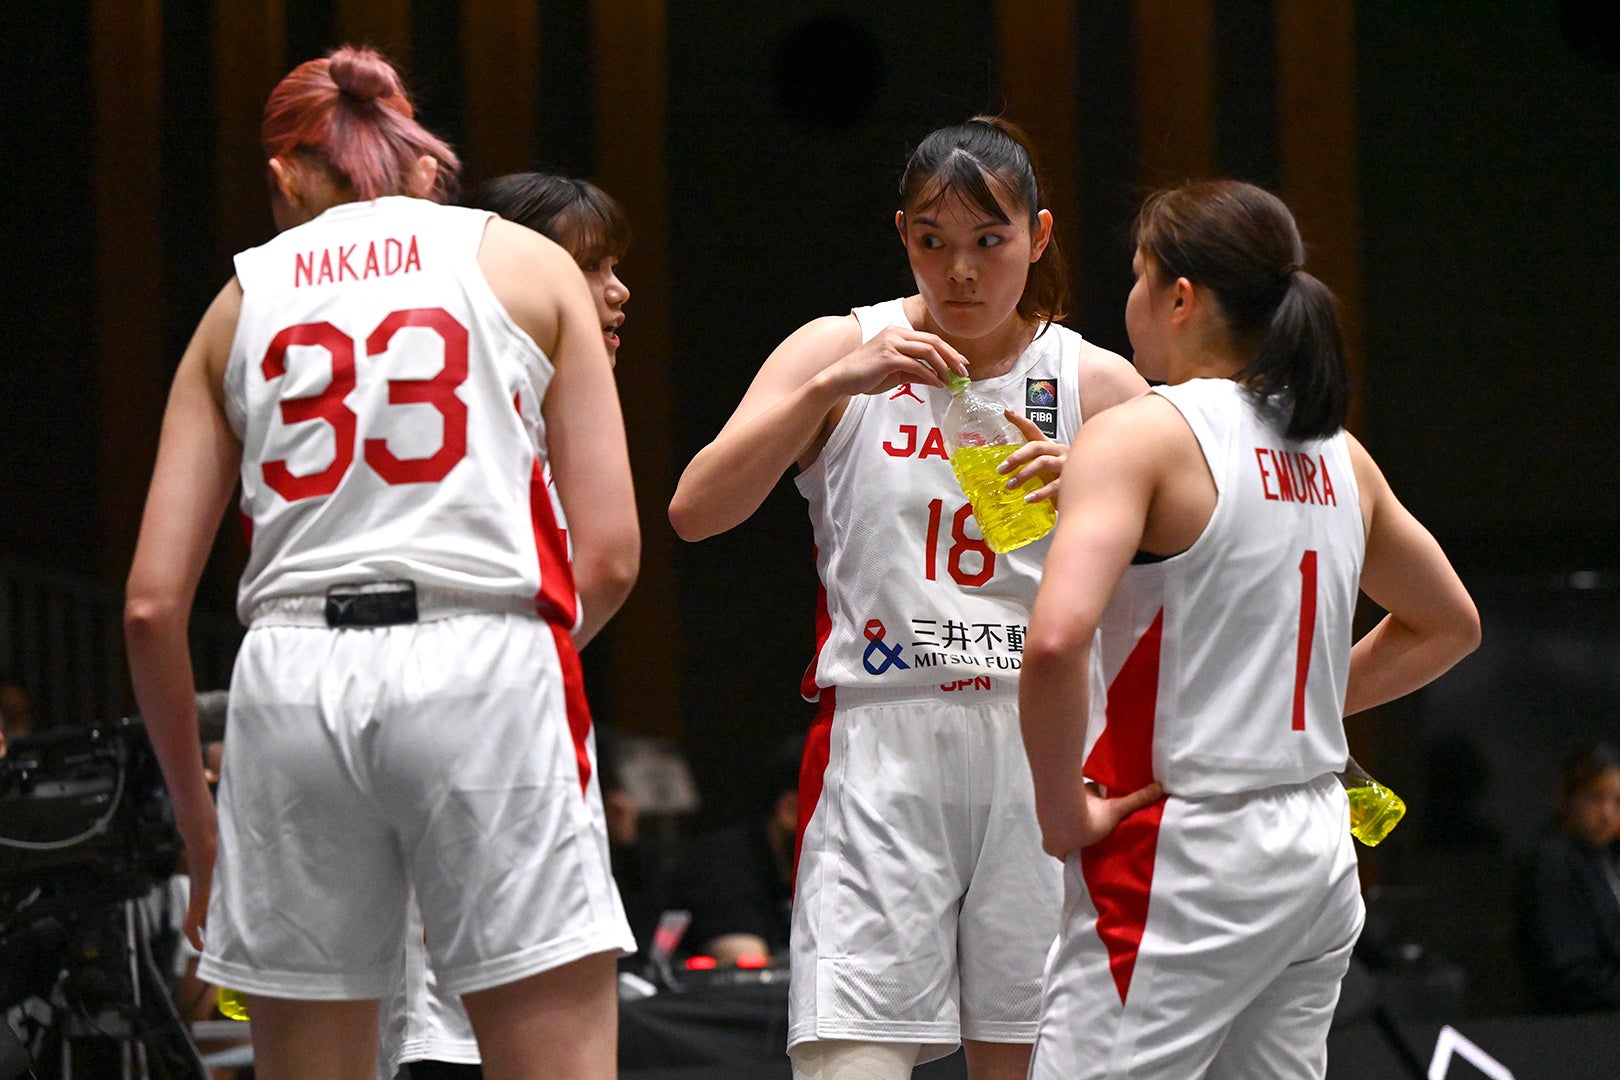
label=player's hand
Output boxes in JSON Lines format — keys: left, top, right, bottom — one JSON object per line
{"left": 828, "top": 326, "right": 969, "bottom": 398}
{"left": 183, "top": 836, "right": 216, "bottom": 952}
{"left": 1042, "top": 780, "right": 1165, "bottom": 859}
{"left": 1000, "top": 410, "right": 1067, "bottom": 505}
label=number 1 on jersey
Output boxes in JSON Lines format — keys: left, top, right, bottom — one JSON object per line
{"left": 1291, "top": 549, "right": 1318, "bottom": 731}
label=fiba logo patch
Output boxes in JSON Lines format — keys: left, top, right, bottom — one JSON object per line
{"left": 1025, "top": 379, "right": 1058, "bottom": 438}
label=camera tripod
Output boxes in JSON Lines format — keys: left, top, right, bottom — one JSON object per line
{"left": 2, "top": 881, "right": 209, "bottom": 1080}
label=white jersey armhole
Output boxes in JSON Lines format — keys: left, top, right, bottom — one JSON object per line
{"left": 1148, "top": 381, "right": 1234, "bottom": 568}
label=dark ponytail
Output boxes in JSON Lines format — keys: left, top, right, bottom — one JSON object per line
{"left": 1133, "top": 181, "right": 1347, "bottom": 439}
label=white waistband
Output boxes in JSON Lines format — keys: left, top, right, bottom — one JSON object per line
{"left": 248, "top": 584, "right": 539, "bottom": 628}
{"left": 831, "top": 678, "right": 1018, "bottom": 708}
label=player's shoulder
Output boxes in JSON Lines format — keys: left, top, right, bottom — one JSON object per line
{"left": 1089, "top": 388, "right": 1182, "bottom": 432}
{"left": 1076, "top": 391, "right": 1191, "bottom": 467}
{"left": 480, "top": 215, "right": 577, "bottom": 272}
{"left": 1340, "top": 427, "right": 1392, "bottom": 513}
{"left": 1074, "top": 344, "right": 1149, "bottom": 417}
{"left": 771, "top": 312, "right": 864, "bottom": 363}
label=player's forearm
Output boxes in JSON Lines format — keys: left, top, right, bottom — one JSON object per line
{"left": 571, "top": 539, "right": 640, "bottom": 648}
{"left": 669, "top": 372, "right": 844, "bottom": 541}
{"left": 124, "top": 598, "right": 216, "bottom": 853}
{"left": 1019, "top": 640, "right": 1094, "bottom": 859}
{"left": 1343, "top": 609, "right": 1480, "bottom": 716}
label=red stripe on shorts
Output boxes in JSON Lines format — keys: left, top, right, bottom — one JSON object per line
{"left": 1081, "top": 607, "right": 1166, "bottom": 1002}
{"left": 793, "top": 688, "right": 836, "bottom": 887}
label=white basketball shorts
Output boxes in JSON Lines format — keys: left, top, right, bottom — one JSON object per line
{"left": 197, "top": 612, "right": 633, "bottom": 1001}
{"left": 788, "top": 684, "right": 1062, "bottom": 1062}
{"left": 1029, "top": 773, "right": 1365, "bottom": 1080}
{"left": 377, "top": 897, "right": 480, "bottom": 1079}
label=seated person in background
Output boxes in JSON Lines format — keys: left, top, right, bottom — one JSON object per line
{"left": 1521, "top": 740, "right": 1620, "bottom": 1012}
{"left": 0, "top": 671, "right": 36, "bottom": 757}
{"left": 593, "top": 722, "right": 662, "bottom": 954}
{"left": 662, "top": 735, "right": 803, "bottom": 966}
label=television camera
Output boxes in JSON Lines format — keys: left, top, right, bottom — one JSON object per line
{"left": 1, "top": 714, "right": 207, "bottom": 1079}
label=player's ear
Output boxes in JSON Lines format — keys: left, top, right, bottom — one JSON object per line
{"left": 1030, "top": 209, "right": 1053, "bottom": 262}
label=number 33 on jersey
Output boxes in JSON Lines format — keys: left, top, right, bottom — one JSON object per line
{"left": 224, "top": 197, "right": 564, "bottom": 626}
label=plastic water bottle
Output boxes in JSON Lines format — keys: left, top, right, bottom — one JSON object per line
{"left": 942, "top": 374, "right": 1055, "bottom": 553}
{"left": 1338, "top": 757, "right": 1406, "bottom": 846}
{"left": 217, "top": 986, "right": 250, "bottom": 1021}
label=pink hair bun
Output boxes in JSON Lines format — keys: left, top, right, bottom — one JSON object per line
{"left": 328, "top": 46, "right": 403, "bottom": 107}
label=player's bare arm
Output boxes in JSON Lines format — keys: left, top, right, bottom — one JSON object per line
{"left": 1343, "top": 433, "right": 1480, "bottom": 716}
{"left": 536, "top": 239, "right": 640, "bottom": 648}
{"left": 1021, "top": 404, "right": 1169, "bottom": 859}
{"left": 124, "top": 278, "right": 244, "bottom": 947}
{"left": 668, "top": 316, "right": 968, "bottom": 541}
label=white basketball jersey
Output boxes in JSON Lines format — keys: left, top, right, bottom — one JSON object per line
{"left": 225, "top": 197, "right": 575, "bottom": 629}
{"left": 1084, "top": 379, "right": 1364, "bottom": 798}
{"left": 796, "top": 299, "right": 1108, "bottom": 696}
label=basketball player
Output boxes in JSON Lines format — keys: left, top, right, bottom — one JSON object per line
{"left": 123, "top": 47, "right": 638, "bottom": 1080}
{"left": 670, "top": 117, "right": 1148, "bottom": 1080}
{"left": 379, "top": 172, "right": 633, "bottom": 1080}
{"left": 1019, "top": 180, "right": 1480, "bottom": 1079}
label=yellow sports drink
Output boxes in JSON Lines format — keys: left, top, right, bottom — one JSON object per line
{"left": 942, "top": 373, "right": 1056, "bottom": 553}
{"left": 217, "top": 986, "right": 250, "bottom": 1021}
{"left": 1344, "top": 781, "right": 1405, "bottom": 846}
{"left": 949, "top": 445, "right": 1056, "bottom": 553}
{"left": 1339, "top": 758, "right": 1406, "bottom": 846}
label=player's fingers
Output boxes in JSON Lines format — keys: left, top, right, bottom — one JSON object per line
{"left": 1003, "top": 461, "right": 1064, "bottom": 501}
{"left": 1006, "top": 410, "right": 1044, "bottom": 440}
{"left": 1114, "top": 782, "right": 1166, "bottom": 819}
{"left": 1017, "top": 479, "right": 1059, "bottom": 505}
{"left": 904, "top": 330, "right": 970, "bottom": 375}
{"left": 184, "top": 901, "right": 208, "bottom": 953}
{"left": 885, "top": 339, "right": 954, "bottom": 384}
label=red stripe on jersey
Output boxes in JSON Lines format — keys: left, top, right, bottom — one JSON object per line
{"left": 1084, "top": 608, "right": 1163, "bottom": 794}
{"left": 548, "top": 622, "right": 595, "bottom": 795}
{"left": 526, "top": 432, "right": 591, "bottom": 794}
{"left": 528, "top": 455, "right": 579, "bottom": 630}
{"left": 799, "top": 549, "right": 832, "bottom": 703}
{"left": 1080, "top": 797, "right": 1165, "bottom": 1003}
{"left": 1081, "top": 607, "right": 1166, "bottom": 1002}
{"left": 793, "top": 688, "right": 836, "bottom": 886}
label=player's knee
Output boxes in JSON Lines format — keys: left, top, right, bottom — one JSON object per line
{"left": 790, "top": 1039, "right": 919, "bottom": 1080}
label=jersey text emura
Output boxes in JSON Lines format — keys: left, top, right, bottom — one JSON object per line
{"left": 294, "top": 235, "right": 423, "bottom": 288}
{"left": 1253, "top": 448, "right": 1337, "bottom": 506}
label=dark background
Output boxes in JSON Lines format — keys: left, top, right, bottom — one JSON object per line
{"left": 2, "top": 0, "right": 1617, "bottom": 1016}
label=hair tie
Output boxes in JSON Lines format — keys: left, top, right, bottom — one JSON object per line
{"left": 1282, "top": 263, "right": 1303, "bottom": 278}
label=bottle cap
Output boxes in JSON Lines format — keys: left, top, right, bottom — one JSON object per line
{"left": 946, "top": 373, "right": 971, "bottom": 395}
